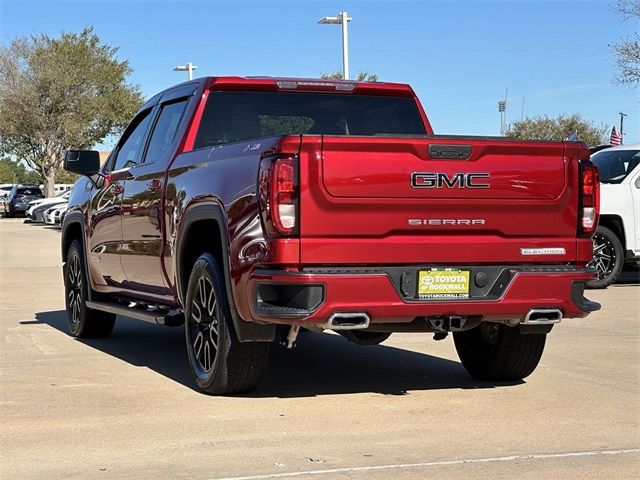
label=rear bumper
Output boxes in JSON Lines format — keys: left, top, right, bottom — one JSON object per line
{"left": 242, "top": 266, "right": 600, "bottom": 325}
{"left": 10, "top": 205, "right": 27, "bottom": 213}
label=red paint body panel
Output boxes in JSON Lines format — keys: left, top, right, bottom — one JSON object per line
{"left": 321, "top": 138, "right": 567, "bottom": 200}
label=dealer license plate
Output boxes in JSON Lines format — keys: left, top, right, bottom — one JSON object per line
{"left": 418, "top": 269, "right": 470, "bottom": 299}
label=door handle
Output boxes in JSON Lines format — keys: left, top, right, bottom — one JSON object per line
{"left": 110, "top": 184, "right": 124, "bottom": 195}
{"left": 147, "top": 179, "right": 162, "bottom": 193}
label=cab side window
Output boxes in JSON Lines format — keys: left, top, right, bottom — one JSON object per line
{"left": 143, "top": 99, "right": 189, "bottom": 164}
{"left": 112, "top": 109, "right": 153, "bottom": 171}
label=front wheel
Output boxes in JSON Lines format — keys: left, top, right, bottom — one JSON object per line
{"left": 453, "top": 323, "right": 546, "bottom": 381}
{"left": 64, "top": 240, "right": 116, "bottom": 338}
{"left": 586, "top": 226, "right": 624, "bottom": 289}
{"left": 185, "top": 253, "right": 269, "bottom": 395}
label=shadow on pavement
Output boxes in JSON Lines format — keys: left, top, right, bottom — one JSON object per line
{"left": 27, "top": 310, "right": 522, "bottom": 397}
{"left": 614, "top": 267, "right": 640, "bottom": 286}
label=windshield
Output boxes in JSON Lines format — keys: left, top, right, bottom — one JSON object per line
{"left": 591, "top": 149, "right": 640, "bottom": 184}
{"left": 194, "top": 91, "right": 427, "bottom": 148}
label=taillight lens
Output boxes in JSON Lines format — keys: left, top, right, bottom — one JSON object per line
{"left": 579, "top": 160, "right": 599, "bottom": 236}
{"left": 258, "top": 155, "right": 298, "bottom": 236}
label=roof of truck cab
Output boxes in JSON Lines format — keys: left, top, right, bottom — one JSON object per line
{"left": 142, "top": 76, "right": 416, "bottom": 109}
{"left": 206, "top": 76, "right": 416, "bottom": 96}
{"left": 599, "top": 143, "right": 640, "bottom": 151}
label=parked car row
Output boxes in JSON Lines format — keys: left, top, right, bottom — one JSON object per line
{"left": 26, "top": 190, "right": 70, "bottom": 224}
{"left": 0, "top": 185, "right": 44, "bottom": 217}
{"left": 1, "top": 184, "right": 72, "bottom": 228}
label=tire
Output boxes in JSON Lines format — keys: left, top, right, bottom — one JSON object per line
{"left": 340, "top": 330, "right": 392, "bottom": 346}
{"left": 6, "top": 207, "right": 13, "bottom": 218}
{"left": 185, "top": 253, "right": 269, "bottom": 395}
{"left": 64, "top": 240, "right": 116, "bottom": 338}
{"left": 586, "top": 226, "right": 624, "bottom": 289}
{"left": 453, "top": 323, "right": 546, "bottom": 381}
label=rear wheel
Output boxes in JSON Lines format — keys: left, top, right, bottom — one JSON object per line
{"left": 453, "top": 323, "right": 546, "bottom": 381}
{"left": 64, "top": 240, "right": 116, "bottom": 338}
{"left": 185, "top": 253, "right": 269, "bottom": 395}
{"left": 586, "top": 226, "right": 624, "bottom": 289}
{"left": 340, "top": 330, "right": 391, "bottom": 346}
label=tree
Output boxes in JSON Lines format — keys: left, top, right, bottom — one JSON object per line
{"left": 320, "top": 71, "right": 379, "bottom": 82}
{"left": 0, "top": 157, "right": 39, "bottom": 184}
{"left": 504, "top": 114, "right": 608, "bottom": 146}
{"left": 611, "top": 0, "right": 640, "bottom": 85}
{"left": 0, "top": 28, "right": 143, "bottom": 196}
{"left": 54, "top": 169, "right": 80, "bottom": 185}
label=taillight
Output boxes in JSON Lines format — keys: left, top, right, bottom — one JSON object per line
{"left": 258, "top": 155, "right": 299, "bottom": 236}
{"left": 579, "top": 160, "right": 599, "bottom": 236}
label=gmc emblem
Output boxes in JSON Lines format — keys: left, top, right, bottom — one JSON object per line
{"left": 411, "top": 172, "right": 490, "bottom": 189}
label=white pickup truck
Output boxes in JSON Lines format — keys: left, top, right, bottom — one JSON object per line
{"left": 588, "top": 144, "right": 640, "bottom": 288}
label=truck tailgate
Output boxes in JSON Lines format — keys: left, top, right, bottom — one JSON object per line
{"left": 298, "top": 136, "right": 583, "bottom": 264}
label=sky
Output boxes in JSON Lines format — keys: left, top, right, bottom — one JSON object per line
{"left": 1, "top": 0, "right": 638, "bottom": 145}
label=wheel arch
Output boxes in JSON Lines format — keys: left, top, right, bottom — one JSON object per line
{"left": 61, "top": 211, "right": 94, "bottom": 301}
{"left": 598, "top": 215, "right": 626, "bottom": 251}
{"left": 61, "top": 212, "right": 85, "bottom": 261}
{"left": 175, "top": 202, "right": 275, "bottom": 342}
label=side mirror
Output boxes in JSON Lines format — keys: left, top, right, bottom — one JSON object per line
{"left": 64, "top": 150, "right": 100, "bottom": 176}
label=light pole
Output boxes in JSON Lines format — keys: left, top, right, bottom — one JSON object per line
{"left": 497, "top": 87, "right": 508, "bottom": 135}
{"left": 619, "top": 112, "right": 627, "bottom": 144}
{"left": 174, "top": 62, "right": 197, "bottom": 80}
{"left": 318, "top": 11, "right": 352, "bottom": 80}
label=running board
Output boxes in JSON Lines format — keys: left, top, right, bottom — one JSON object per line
{"left": 85, "top": 300, "right": 183, "bottom": 326}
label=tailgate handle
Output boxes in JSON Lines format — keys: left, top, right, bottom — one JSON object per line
{"left": 428, "top": 144, "right": 472, "bottom": 160}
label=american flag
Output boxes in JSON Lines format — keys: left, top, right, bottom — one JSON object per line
{"left": 610, "top": 126, "right": 622, "bottom": 146}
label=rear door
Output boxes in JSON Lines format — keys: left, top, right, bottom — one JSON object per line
{"left": 120, "top": 85, "right": 195, "bottom": 298}
{"left": 299, "top": 136, "right": 580, "bottom": 264}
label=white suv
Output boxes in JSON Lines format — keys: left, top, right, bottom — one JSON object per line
{"left": 588, "top": 144, "right": 640, "bottom": 288}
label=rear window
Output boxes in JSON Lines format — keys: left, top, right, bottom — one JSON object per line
{"left": 194, "top": 91, "right": 426, "bottom": 149}
{"left": 16, "top": 188, "right": 42, "bottom": 196}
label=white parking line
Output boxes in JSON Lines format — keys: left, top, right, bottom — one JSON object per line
{"left": 210, "top": 448, "right": 640, "bottom": 480}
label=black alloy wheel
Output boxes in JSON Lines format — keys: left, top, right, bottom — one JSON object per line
{"left": 63, "top": 240, "right": 115, "bottom": 337}
{"left": 66, "top": 251, "right": 83, "bottom": 331}
{"left": 184, "top": 253, "right": 269, "bottom": 395}
{"left": 187, "top": 276, "right": 220, "bottom": 375}
{"left": 586, "top": 226, "right": 624, "bottom": 289}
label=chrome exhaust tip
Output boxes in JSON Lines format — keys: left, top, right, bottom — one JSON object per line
{"left": 521, "top": 308, "right": 563, "bottom": 325}
{"left": 323, "top": 312, "right": 370, "bottom": 330}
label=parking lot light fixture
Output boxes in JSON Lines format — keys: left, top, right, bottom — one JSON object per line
{"left": 318, "top": 11, "right": 351, "bottom": 80}
{"left": 174, "top": 62, "right": 197, "bottom": 80}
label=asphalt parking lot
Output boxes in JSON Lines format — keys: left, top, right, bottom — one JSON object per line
{"left": 1, "top": 218, "right": 639, "bottom": 480}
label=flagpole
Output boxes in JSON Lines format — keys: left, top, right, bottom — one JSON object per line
{"left": 619, "top": 112, "right": 627, "bottom": 145}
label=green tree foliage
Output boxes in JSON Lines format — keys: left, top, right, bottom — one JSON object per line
{"left": 320, "top": 71, "right": 379, "bottom": 82}
{"left": 54, "top": 169, "right": 80, "bottom": 185}
{"left": 0, "top": 157, "right": 39, "bottom": 184}
{"left": 611, "top": 0, "right": 640, "bottom": 86}
{"left": 0, "top": 157, "right": 78, "bottom": 186}
{"left": 504, "top": 114, "right": 608, "bottom": 147}
{"left": 0, "top": 28, "right": 143, "bottom": 196}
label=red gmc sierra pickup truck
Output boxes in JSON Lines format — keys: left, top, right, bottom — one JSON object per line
{"left": 62, "top": 76, "right": 600, "bottom": 395}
